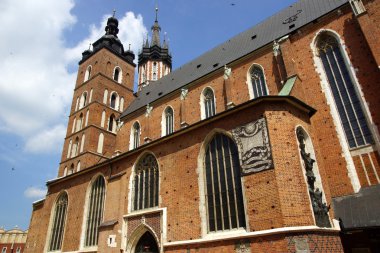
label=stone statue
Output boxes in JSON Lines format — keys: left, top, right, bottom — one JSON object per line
{"left": 145, "top": 104, "right": 153, "bottom": 117}
{"left": 224, "top": 65, "right": 232, "bottom": 80}
{"left": 180, "top": 88, "right": 188, "bottom": 100}
{"left": 273, "top": 40, "right": 281, "bottom": 56}
{"left": 116, "top": 119, "right": 124, "bottom": 131}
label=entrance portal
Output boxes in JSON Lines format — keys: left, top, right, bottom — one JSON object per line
{"left": 135, "top": 231, "right": 159, "bottom": 253}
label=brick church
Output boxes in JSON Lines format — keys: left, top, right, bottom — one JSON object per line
{"left": 25, "top": 0, "right": 380, "bottom": 252}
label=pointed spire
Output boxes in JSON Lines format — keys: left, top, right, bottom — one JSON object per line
{"left": 151, "top": 6, "right": 161, "bottom": 46}
{"left": 163, "top": 32, "right": 168, "bottom": 49}
{"left": 145, "top": 35, "right": 149, "bottom": 48}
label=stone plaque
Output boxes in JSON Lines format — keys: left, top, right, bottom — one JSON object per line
{"left": 232, "top": 118, "right": 273, "bottom": 175}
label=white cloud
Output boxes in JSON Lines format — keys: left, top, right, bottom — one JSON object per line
{"left": 24, "top": 186, "right": 47, "bottom": 199}
{"left": 25, "top": 125, "right": 66, "bottom": 154}
{"left": 0, "top": 0, "right": 147, "bottom": 154}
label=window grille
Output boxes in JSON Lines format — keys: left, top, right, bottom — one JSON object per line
{"left": 250, "top": 66, "right": 267, "bottom": 98}
{"left": 349, "top": 0, "right": 366, "bottom": 15}
{"left": 203, "top": 88, "right": 215, "bottom": 119}
{"left": 49, "top": 193, "right": 68, "bottom": 251}
{"left": 133, "top": 154, "right": 159, "bottom": 211}
{"left": 165, "top": 107, "right": 174, "bottom": 135}
{"left": 205, "top": 134, "right": 246, "bottom": 232}
{"left": 132, "top": 122, "right": 140, "bottom": 149}
{"left": 317, "top": 33, "right": 372, "bottom": 148}
{"left": 85, "top": 176, "right": 106, "bottom": 247}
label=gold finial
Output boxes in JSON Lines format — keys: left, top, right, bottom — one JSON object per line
{"left": 155, "top": 6, "right": 159, "bottom": 21}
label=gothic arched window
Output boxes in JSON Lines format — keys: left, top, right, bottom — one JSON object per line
{"left": 97, "top": 133, "right": 104, "bottom": 154}
{"left": 163, "top": 107, "right": 174, "bottom": 135}
{"left": 108, "top": 114, "right": 116, "bottom": 132}
{"left": 84, "top": 66, "right": 92, "bottom": 82}
{"left": 113, "top": 67, "right": 121, "bottom": 83}
{"left": 48, "top": 192, "right": 68, "bottom": 251}
{"left": 132, "top": 122, "right": 140, "bottom": 149}
{"left": 316, "top": 33, "right": 372, "bottom": 148}
{"left": 204, "top": 133, "right": 246, "bottom": 232}
{"left": 84, "top": 176, "right": 106, "bottom": 247}
{"left": 110, "top": 93, "right": 118, "bottom": 109}
{"left": 202, "top": 88, "right": 216, "bottom": 119}
{"left": 79, "top": 91, "right": 88, "bottom": 109}
{"left": 249, "top": 65, "right": 267, "bottom": 98}
{"left": 133, "top": 154, "right": 159, "bottom": 211}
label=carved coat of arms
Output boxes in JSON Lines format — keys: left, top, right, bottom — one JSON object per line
{"left": 232, "top": 118, "right": 273, "bottom": 175}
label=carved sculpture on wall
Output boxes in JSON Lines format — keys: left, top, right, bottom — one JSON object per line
{"left": 232, "top": 118, "right": 273, "bottom": 175}
{"left": 296, "top": 128, "right": 331, "bottom": 228}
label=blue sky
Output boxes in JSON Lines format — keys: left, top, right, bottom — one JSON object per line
{"left": 0, "top": 0, "right": 297, "bottom": 230}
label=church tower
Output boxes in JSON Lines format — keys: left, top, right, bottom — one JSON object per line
{"left": 58, "top": 14, "right": 136, "bottom": 177}
{"left": 137, "top": 8, "right": 172, "bottom": 90}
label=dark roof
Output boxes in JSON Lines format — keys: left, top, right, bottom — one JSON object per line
{"left": 121, "top": 0, "right": 348, "bottom": 118}
{"left": 333, "top": 184, "right": 380, "bottom": 229}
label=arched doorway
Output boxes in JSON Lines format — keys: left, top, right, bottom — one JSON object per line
{"left": 135, "top": 231, "right": 159, "bottom": 253}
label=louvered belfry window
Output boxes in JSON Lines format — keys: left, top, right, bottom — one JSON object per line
{"left": 205, "top": 134, "right": 246, "bottom": 232}
{"left": 250, "top": 66, "right": 267, "bottom": 98}
{"left": 317, "top": 33, "right": 372, "bottom": 148}
{"left": 85, "top": 176, "right": 106, "bottom": 247}
{"left": 133, "top": 154, "right": 159, "bottom": 211}
{"left": 49, "top": 193, "right": 68, "bottom": 251}
{"left": 203, "top": 88, "right": 215, "bottom": 119}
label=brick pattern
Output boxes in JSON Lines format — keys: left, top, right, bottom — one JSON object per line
{"left": 165, "top": 231, "right": 343, "bottom": 253}
{"left": 127, "top": 213, "right": 161, "bottom": 241}
{"left": 25, "top": 2, "right": 380, "bottom": 253}
{"left": 287, "top": 232, "right": 344, "bottom": 253}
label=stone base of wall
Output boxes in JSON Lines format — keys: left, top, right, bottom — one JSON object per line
{"left": 164, "top": 230, "right": 344, "bottom": 253}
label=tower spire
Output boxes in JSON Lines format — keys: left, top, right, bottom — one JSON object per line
{"left": 151, "top": 7, "right": 161, "bottom": 46}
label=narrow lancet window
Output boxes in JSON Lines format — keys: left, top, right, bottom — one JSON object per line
{"left": 204, "top": 134, "right": 246, "bottom": 232}
{"left": 316, "top": 33, "right": 372, "bottom": 148}
{"left": 133, "top": 154, "right": 159, "bottom": 211}
{"left": 48, "top": 193, "right": 68, "bottom": 251}
{"left": 250, "top": 66, "right": 267, "bottom": 98}
{"left": 84, "top": 176, "right": 106, "bottom": 247}
{"left": 164, "top": 107, "right": 174, "bottom": 135}
{"left": 203, "top": 88, "right": 215, "bottom": 119}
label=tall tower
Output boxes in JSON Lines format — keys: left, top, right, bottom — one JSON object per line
{"left": 58, "top": 14, "right": 136, "bottom": 177}
{"left": 137, "top": 7, "right": 172, "bottom": 90}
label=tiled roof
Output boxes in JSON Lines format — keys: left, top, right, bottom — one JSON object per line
{"left": 121, "top": 0, "right": 348, "bottom": 118}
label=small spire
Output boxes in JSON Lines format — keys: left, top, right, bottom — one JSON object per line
{"left": 163, "top": 32, "right": 168, "bottom": 49}
{"left": 113, "top": 9, "right": 116, "bottom": 18}
{"left": 151, "top": 6, "right": 161, "bottom": 46}
{"left": 129, "top": 44, "right": 131, "bottom": 51}
{"left": 88, "top": 43, "right": 92, "bottom": 50}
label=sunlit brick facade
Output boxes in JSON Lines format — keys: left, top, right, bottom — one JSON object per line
{"left": 26, "top": 1, "right": 380, "bottom": 252}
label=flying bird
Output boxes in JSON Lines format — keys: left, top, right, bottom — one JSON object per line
{"left": 231, "top": 3, "right": 236, "bottom": 6}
